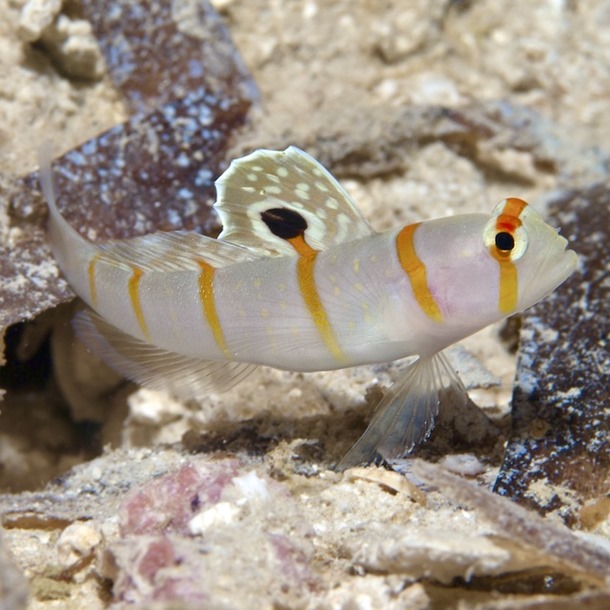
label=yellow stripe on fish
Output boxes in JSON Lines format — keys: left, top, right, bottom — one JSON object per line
{"left": 296, "top": 251, "right": 348, "bottom": 365}
{"left": 88, "top": 255, "right": 99, "bottom": 307}
{"left": 196, "top": 259, "right": 232, "bottom": 359}
{"left": 128, "top": 265, "right": 150, "bottom": 340}
{"left": 42, "top": 145, "right": 578, "bottom": 467}
{"left": 395, "top": 223, "right": 444, "bottom": 323}
{"left": 486, "top": 197, "right": 529, "bottom": 314}
{"left": 262, "top": 207, "right": 348, "bottom": 365}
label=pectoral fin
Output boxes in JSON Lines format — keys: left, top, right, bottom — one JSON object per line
{"left": 337, "top": 352, "right": 468, "bottom": 469}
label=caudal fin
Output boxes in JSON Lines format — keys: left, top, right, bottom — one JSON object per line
{"left": 38, "top": 141, "right": 69, "bottom": 227}
{"left": 38, "top": 143, "right": 98, "bottom": 287}
{"left": 337, "top": 352, "right": 468, "bottom": 469}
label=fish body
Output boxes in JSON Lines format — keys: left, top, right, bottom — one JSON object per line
{"left": 41, "top": 147, "right": 578, "bottom": 466}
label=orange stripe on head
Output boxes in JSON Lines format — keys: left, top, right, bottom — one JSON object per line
{"left": 128, "top": 266, "right": 150, "bottom": 340}
{"left": 196, "top": 259, "right": 232, "bottom": 359}
{"left": 395, "top": 223, "right": 443, "bottom": 323}
{"left": 487, "top": 197, "right": 528, "bottom": 314}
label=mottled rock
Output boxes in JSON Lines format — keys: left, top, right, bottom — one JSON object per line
{"left": 80, "top": 0, "right": 258, "bottom": 116}
{"left": 0, "top": 0, "right": 256, "bottom": 332}
{"left": 0, "top": 528, "right": 29, "bottom": 610}
{"left": 56, "top": 521, "right": 103, "bottom": 570}
{"left": 35, "top": 89, "right": 249, "bottom": 241}
{"left": 0, "top": 447, "right": 190, "bottom": 524}
{"left": 494, "top": 184, "right": 610, "bottom": 525}
{"left": 119, "top": 460, "right": 239, "bottom": 536}
{"left": 108, "top": 457, "right": 316, "bottom": 606}
{"left": 415, "top": 460, "right": 610, "bottom": 587}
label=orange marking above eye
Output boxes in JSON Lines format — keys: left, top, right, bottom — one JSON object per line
{"left": 497, "top": 218, "right": 520, "bottom": 233}
{"left": 503, "top": 197, "right": 528, "bottom": 218}
{"left": 494, "top": 198, "right": 527, "bottom": 239}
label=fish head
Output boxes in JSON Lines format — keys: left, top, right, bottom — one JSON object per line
{"left": 411, "top": 198, "right": 578, "bottom": 348}
{"left": 481, "top": 197, "right": 578, "bottom": 314}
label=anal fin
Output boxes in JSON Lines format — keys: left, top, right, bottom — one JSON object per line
{"left": 337, "top": 352, "right": 468, "bottom": 470}
{"left": 73, "top": 309, "right": 257, "bottom": 402}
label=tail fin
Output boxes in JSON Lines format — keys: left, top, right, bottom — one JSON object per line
{"left": 38, "top": 143, "right": 96, "bottom": 282}
{"left": 38, "top": 142, "right": 66, "bottom": 229}
{"left": 337, "top": 352, "right": 468, "bottom": 469}
{"left": 38, "top": 143, "right": 56, "bottom": 206}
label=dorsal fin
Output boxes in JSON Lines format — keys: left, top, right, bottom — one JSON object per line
{"left": 94, "top": 230, "right": 256, "bottom": 273}
{"left": 214, "top": 147, "right": 374, "bottom": 256}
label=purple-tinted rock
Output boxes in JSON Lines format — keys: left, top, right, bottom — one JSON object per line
{"left": 494, "top": 183, "right": 610, "bottom": 524}
{"left": 109, "top": 457, "right": 317, "bottom": 605}
{"left": 80, "top": 0, "right": 258, "bottom": 115}
{"left": 0, "top": 0, "right": 256, "bottom": 331}
{"left": 43, "top": 91, "right": 248, "bottom": 240}
{"left": 119, "top": 459, "right": 239, "bottom": 536}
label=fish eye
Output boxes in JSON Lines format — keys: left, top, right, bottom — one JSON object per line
{"left": 495, "top": 231, "right": 515, "bottom": 251}
{"left": 483, "top": 217, "right": 528, "bottom": 262}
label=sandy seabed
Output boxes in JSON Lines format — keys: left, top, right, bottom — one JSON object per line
{"left": 0, "top": 1, "right": 609, "bottom": 608}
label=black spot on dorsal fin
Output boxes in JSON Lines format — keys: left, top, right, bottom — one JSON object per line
{"left": 261, "top": 207, "right": 308, "bottom": 240}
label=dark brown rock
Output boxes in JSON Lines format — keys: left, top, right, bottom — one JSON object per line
{"left": 494, "top": 183, "right": 610, "bottom": 525}
{"left": 0, "top": 0, "right": 256, "bottom": 331}
{"left": 80, "top": 0, "right": 258, "bottom": 116}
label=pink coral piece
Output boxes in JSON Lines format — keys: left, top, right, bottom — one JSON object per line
{"left": 119, "top": 459, "right": 239, "bottom": 536}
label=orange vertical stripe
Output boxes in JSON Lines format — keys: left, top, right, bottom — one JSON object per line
{"left": 88, "top": 255, "right": 98, "bottom": 307}
{"left": 495, "top": 260, "right": 518, "bottom": 314}
{"left": 395, "top": 223, "right": 444, "bottom": 322}
{"left": 197, "top": 259, "right": 232, "bottom": 358}
{"left": 128, "top": 266, "right": 150, "bottom": 340}
{"left": 489, "top": 197, "right": 527, "bottom": 314}
{"left": 284, "top": 233, "right": 347, "bottom": 364}
{"left": 502, "top": 197, "right": 528, "bottom": 219}
{"left": 287, "top": 234, "right": 317, "bottom": 257}
{"left": 296, "top": 252, "right": 347, "bottom": 365}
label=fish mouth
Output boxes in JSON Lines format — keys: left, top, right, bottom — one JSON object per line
{"left": 521, "top": 232, "right": 578, "bottom": 308}
{"left": 544, "top": 235, "right": 579, "bottom": 287}
{"left": 557, "top": 231, "right": 578, "bottom": 264}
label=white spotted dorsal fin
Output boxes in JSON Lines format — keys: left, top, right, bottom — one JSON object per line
{"left": 94, "top": 230, "right": 256, "bottom": 274}
{"left": 73, "top": 309, "right": 257, "bottom": 401}
{"left": 215, "top": 146, "right": 374, "bottom": 256}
